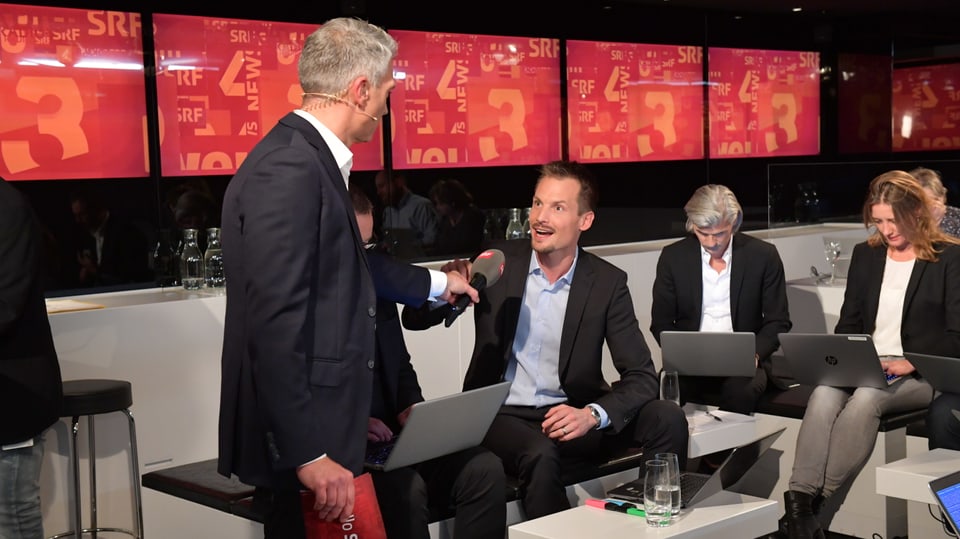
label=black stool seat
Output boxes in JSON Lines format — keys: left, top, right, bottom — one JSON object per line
{"left": 62, "top": 380, "right": 133, "bottom": 416}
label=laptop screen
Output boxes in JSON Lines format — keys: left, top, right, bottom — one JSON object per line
{"left": 930, "top": 470, "right": 960, "bottom": 532}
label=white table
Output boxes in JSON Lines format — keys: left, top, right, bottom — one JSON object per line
{"left": 686, "top": 405, "right": 757, "bottom": 459}
{"left": 508, "top": 491, "right": 779, "bottom": 539}
{"left": 876, "top": 448, "right": 960, "bottom": 537}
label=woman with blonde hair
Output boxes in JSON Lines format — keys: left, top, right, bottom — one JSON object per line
{"left": 780, "top": 170, "right": 960, "bottom": 539}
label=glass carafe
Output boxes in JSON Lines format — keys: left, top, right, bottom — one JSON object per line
{"left": 505, "top": 208, "right": 525, "bottom": 240}
{"left": 153, "top": 229, "right": 178, "bottom": 287}
{"left": 180, "top": 228, "right": 204, "bottom": 290}
{"left": 203, "top": 227, "right": 225, "bottom": 289}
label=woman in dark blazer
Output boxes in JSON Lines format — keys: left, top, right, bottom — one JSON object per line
{"left": 781, "top": 171, "right": 960, "bottom": 539}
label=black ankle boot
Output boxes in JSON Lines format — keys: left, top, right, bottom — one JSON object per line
{"left": 783, "top": 490, "right": 825, "bottom": 539}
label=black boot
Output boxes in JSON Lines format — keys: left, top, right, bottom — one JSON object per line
{"left": 783, "top": 490, "right": 825, "bottom": 539}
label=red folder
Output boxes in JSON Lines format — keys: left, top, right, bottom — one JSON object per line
{"left": 301, "top": 473, "right": 387, "bottom": 539}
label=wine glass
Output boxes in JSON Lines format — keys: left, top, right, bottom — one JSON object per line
{"left": 824, "top": 240, "right": 842, "bottom": 285}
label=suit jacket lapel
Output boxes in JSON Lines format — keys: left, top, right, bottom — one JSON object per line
{"left": 685, "top": 238, "right": 704, "bottom": 318}
{"left": 279, "top": 112, "right": 370, "bottom": 271}
{"left": 863, "top": 246, "right": 886, "bottom": 329}
{"left": 729, "top": 234, "right": 746, "bottom": 321}
{"left": 499, "top": 245, "right": 529, "bottom": 364}
{"left": 903, "top": 258, "right": 927, "bottom": 317}
{"left": 559, "top": 248, "right": 594, "bottom": 377}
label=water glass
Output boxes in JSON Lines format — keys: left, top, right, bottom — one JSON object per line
{"left": 643, "top": 459, "right": 673, "bottom": 527}
{"left": 654, "top": 452, "right": 682, "bottom": 515}
{"left": 660, "top": 370, "right": 680, "bottom": 406}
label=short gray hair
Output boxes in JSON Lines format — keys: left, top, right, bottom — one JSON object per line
{"left": 298, "top": 18, "right": 397, "bottom": 95}
{"left": 684, "top": 184, "right": 743, "bottom": 233}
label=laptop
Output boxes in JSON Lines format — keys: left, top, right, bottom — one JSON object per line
{"left": 778, "top": 333, "right": 902, "bottom": 389}
{"left": 605, "top": 427, "right": 785, "bottom": 508}
{"left": 364, "top": 381, "right": 511, "bottom": 472}
{"left": 929, "top": 469, "right": 960, "bottom": 534}
{"left": 903, "top": 352, "right": 960, "bottom": 393}
{"left": 660, "top": 331, "right": 757, "bottom": 378}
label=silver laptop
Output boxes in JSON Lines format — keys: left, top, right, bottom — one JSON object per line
{"left": 903, "top": 352, "right": 960, "bottom": 393}
{"left": 929, "top": 469, "right": 960, "bottom": 534}
{"left": 364, "top": 381, "right": 511, "bottom": 472}
{"left": 605, "top": 427, "right": 785, "bottom": 508}
{"left": 660, "top": 331, "right": 757, "bottom": 378}
{"left": 778, "top": 333, "right": 902, "bottom": 389}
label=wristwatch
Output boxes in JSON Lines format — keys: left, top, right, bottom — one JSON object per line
{"left": 587, "top": 404, "right": 602, "bottom": 429}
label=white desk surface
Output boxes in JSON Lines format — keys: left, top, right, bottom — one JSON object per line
{"left": 686, "top": 406, "right": 757, "bottom": 459}
{"left": 508, "top": 491, "right": 778, "bottom": 539}
{"left": 876, "top": 448, "right": 960, "bottom": 504}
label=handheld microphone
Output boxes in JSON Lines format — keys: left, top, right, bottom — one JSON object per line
{"left": 444, "top": 249, "right": 505, "bottom": 328}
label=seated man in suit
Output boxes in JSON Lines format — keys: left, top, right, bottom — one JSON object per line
{"left": 406, "top": 161, "right": 688, "bottom": 519}
{"left": 650, "top": 184, "right": 792, "bottom": 415}
{"left": 350, "top": 184, "right": 506, "bottom": 539}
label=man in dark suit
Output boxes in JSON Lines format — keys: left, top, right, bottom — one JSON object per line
{"left": 0, "top": 177, "right": 63, "bottom": 538}
{"left": 437, "top": 161, "right": 688, "bottom": 519}
{"left": 217, "top": 19, "right": 477, "bottom": 539}
{"left": 650, "top": 184, "right": 792, "bottom": 414}
{"left": 350, "top": 185, "right": 506, "bottom": 539}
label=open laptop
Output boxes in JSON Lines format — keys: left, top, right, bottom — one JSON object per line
{"left": 364, "top": 381, "right": 511, "bottom": 472}
{"left": 929, "top": 469, "right": 960, "bottom": 534}
{"left": 660, "top": 331, "right": 756, "bottom": 377}
{"left": 605, "top": 427, "right": 785, "bottom": 508}
{"left": 903, "top": 352, "right": 960, "bottom": 393}
{"left": 778, "top": 333, "right": 902, "bottom": 389}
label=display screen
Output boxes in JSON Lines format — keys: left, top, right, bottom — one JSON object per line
{"left": 892, "top": 63, "right": 960, "bottom": 152}
{"left": 153, "top": 14, "right": 384, "bottom": 176}
{"left": 389, "top": 30, "right": 562, "bottom": 169}
{"left": 837, "top": 53, "right": 892, "bottom": 154}
{"left": 566, "top": 40, "right": 704, "bottom": 163}
{"left": 0, "top": 3, "right": 148, "bottom": 180}
{"left": 708, "top": 47, "right": 820, "bottom": 158}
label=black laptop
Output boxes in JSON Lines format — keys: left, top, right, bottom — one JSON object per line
{"left": 605, "top": 427, "right": 785, "bottom": 508}
{"left": 778, "top": 333, "right": 903, "bottom": 389}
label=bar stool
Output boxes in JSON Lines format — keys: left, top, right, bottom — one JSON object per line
{"left": 50, "top": 379, "right": 144, "bottom": 539}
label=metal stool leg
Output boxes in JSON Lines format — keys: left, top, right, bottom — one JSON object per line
{"left": 87, "top": 416, "right": 98, "bottom": 539}
{"left": 71, "top": 416, "right": 82, "bottom": 539}
{"left": 123, "top": 409, "right": 143, "bottom": 538}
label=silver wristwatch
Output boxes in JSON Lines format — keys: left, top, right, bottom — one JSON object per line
{"left": 588, "top": 405, "right": 602, "bottom": 429}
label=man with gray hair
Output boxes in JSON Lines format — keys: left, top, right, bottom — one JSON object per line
{"left": 650, "top": 184, "right": 791, "bottom": 415}
{"left": 217, "top": 18, "right": 478, "bottom": 538}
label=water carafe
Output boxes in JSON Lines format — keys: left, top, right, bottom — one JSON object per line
{"left": 203, "top": 227, "right": 225, "bottom": 289}
{"left": 180, "top": 228, "right": 204, "bottom": 290}
{"left": 505, "top": 208, "right": 525, "bottom": 240}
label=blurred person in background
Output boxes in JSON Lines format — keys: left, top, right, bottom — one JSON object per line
{"left": 429, "top": 178, "right": 486, "bottom": 256}
{"left": 375, "top": 170, "right": 438, "bottom": 254}
{"left": 909, "top": 166, "right": 960, "bottom": 237}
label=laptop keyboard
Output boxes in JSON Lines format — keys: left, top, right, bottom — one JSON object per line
{"left": 885, "top": 372, "right": 902, "bottom": 385}
{"left": 364, "top": 438, "right": 397, "bottom": 466}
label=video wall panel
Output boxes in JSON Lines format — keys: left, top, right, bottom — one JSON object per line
{"left": 0, "top": 3, "right": 148, "bottom": 180}
{"left": 389, "top": 30, "right": 562, "bottom": 169}
{"left": 153, "top": 14, "right": 384, "bottom": 176}
{"left": 892, "top": 63, "right": 960, "bottom": 152}
{"left": 708, "top": 47, "right": 820, "bottom": 158}
{"left": 566, "top": 40, "right": 704, "bottom": 163}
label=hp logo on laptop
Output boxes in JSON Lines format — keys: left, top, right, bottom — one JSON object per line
{"left": 824, "top": 355, "right": 838, "bottom": 366}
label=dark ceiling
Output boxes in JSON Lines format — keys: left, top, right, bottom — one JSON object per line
{"left": 613, "top": 0, "right": 960, "bottom": 15}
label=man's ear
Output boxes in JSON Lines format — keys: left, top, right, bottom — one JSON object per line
{"left": 579, "top": 210, "right": 595, "bottom": 232}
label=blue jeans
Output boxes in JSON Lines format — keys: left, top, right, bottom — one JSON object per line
{"left": 0, "top": 435, "right": 45, "bottom": 539}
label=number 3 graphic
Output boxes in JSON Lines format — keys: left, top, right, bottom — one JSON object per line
{"left": 478, "top": 88, "right": 528, "bottom": 161}
{"left": 2, "top": 76, "right": 89, "bottom": 173}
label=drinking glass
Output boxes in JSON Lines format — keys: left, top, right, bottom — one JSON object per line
{"left": 643, "top": 459, "right": 673, "bottom": 527}
{"left": 654, "top": 452, "right": 682, "bottom": 515}
{"left": 660, "top": 370, "right": 680, "bottom": 407}
{"left": 824, "top": 240, "right": 842, "bottom": 285}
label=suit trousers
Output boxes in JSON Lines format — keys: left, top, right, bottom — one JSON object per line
{"left": 678, "top": 367, "right": 768, "bottom": 415}
{"left": 483, "top": 399, "right": 688, "bottom": 519}
{"left": 927, "top": 391, "right": 960, "bottom": 451}
{"left": 252, "top": 486, "right": 306, "bottom": 539}
{"left": 371, "top": 445, "right": 506, "bottom": 539}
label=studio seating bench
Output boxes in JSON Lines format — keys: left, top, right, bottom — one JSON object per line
{"left": 141, "top": 446, "right": 647, "bottom": 525}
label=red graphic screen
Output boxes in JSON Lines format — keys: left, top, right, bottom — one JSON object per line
{"left": 153, "top": 14, "right": 384, "bottom": 176}
{"left": 892, "top": 63, "right": 960, "bottom": 152}
{"left": 389, "top": 30, "right": 562, "bottom": 169}
{"left": 708, "top": 47, "right": 820, "bottom": 158}
{"left": 566, "top": 40, "right": 704, "bottom": 163}
{"left": 0, "top": 3, "right": 148, "bottom": 180}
